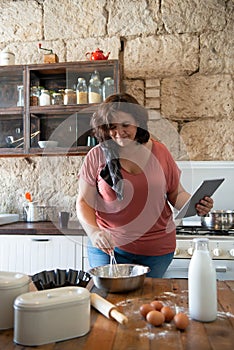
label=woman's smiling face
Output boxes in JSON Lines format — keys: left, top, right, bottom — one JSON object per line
{"left": 108, "top": 111, "right": 138, "bottom": 147}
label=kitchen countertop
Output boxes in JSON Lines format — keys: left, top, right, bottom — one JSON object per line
{"left": 0, "top": 221, "right": 85, "bottom": 235}
{"left": 0, "top": 278, "right": 233, "bottom": 350}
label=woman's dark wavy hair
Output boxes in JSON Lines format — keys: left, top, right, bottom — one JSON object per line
{"left": 91, "top": 93, "right": 150, "bottom": 144}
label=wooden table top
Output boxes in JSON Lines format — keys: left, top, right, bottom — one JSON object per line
{"left": 0, "top": 278, "right": 233, "bottom": 350}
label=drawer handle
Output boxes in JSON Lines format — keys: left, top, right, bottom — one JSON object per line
{"left": 215, "top": 266, "right": 227, "bottom": 273}
{"left": 31, "top": 238, "right": 51, "bottom": 242}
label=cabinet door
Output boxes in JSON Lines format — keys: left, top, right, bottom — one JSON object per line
{"left": 72, "top": 235, "right": 83, "bottom": 271}
{"left": 0, "top": 235, "right": 78, "bottom": 275}
{"left": 29, "top": 235, "right": 77, "bottom": 274}
{"left": 0, "top": 235, "right": 31, "bottom": 273}
{"left": 0, "top": 66, "right": 25, "bottom": 154}
{"left": 82, "top": 236, "right": 90, "bottom": 272}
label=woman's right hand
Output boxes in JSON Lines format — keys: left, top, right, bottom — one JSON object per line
{"left": 89, "top": 230, "right": 114, "bottom": 254}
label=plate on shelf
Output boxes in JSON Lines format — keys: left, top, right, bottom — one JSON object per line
{"left": 38, "top": 141, "right": 58, "bottom": 148}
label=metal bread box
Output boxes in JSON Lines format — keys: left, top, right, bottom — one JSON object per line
{"left": 13, "top": 286, "right": 90, "bottom": 346}
{"left": 0, "top": 271, "right": 30, "bottom": 330}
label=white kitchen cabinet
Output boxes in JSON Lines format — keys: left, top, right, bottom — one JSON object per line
{"left": 81, "top": 236, "right": 90, "bottom": 271}
{"left": 0, "top": 235, "right": 83, "bottom": 275}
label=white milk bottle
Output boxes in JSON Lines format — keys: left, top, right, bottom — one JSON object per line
{"left": 188, "top": 238, "right": 217, "bottom": 322}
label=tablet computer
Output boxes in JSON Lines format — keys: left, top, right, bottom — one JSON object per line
{"left": 174, "top": 178, "right": 225, "bottom": 220}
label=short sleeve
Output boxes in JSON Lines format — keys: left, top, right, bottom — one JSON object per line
{"left": 79, "top": 145, "right": 105, "bottom": 186}
{"left": 163, "top": 147, "right": 181, "bottom": 193}
{"left": 152, "top": 140, "right": 181, "bottom": 194}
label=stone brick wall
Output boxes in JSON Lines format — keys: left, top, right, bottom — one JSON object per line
{"left": 0, "top": 0, "right": 233, "bottom": 216}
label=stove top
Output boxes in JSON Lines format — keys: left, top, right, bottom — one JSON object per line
{"left": 176, "top": 225, "right": 234, "bottom": 237}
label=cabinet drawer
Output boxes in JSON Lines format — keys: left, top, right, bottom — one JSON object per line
{"left": 0, "top": 235, "right": 81, "bottom": 275}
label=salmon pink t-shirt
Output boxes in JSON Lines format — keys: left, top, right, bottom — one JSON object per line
{"left": 79, "top": 140, "right": 181, "bottom": 256}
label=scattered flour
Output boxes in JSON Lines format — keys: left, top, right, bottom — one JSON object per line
{"left": 116, "top": 296, "right": 234, "bottom": 340}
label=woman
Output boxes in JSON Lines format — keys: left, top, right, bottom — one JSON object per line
{"left": 76, "top": 93, "right": 213, "bottom": 277}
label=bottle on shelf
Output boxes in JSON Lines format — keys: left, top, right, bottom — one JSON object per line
{"left": 188, "top": 238, "right": 217, "bottom": 322}
{"left": 102, "top": 77, "right": 114, "bottom": 100}
{"left": 76, "top": 78, "right": 88, "bottom": 104}
{"left": 17, "top": 85, "right": 24, "bottom": 107}
{"left": 88, "top": 70, "right": 102, "bottom": 104}
{"left": 39, "top": 89, "right": 51, "bottom": 106}
{"left": 30, "top": 86, "right": 40, "bottom": 106}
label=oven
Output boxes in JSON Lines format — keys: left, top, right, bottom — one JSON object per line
{"left": 165, "top": 161, "right": 234, "bottom": 280}
{"left": 164, "top": 226, "right": 234, "bottom": 280}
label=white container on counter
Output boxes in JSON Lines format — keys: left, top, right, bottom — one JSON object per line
{"left": 0, "top": 51, "right": 15, "bottom": 65}
{"left": 13, "top": 286, "right": 90, "bottom": 346}
{"left": 0, "top": 271, "right": 30, "bottom": 330}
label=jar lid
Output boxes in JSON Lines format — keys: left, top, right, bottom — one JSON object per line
{"left": 65, "top": 89, "right": 75, "bottom": 93}
{"left": 14, "top": 286, "right": 90, "bottom": 311}
{"left": 0, "top": 271, "right": 30, "bottom": 290}
{"left": 78, "top": 77, "right": 86, "bottom": 82}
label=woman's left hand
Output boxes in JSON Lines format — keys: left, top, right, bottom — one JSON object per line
{"left": 196, "top": 196, "right": 214, "bottom": 216}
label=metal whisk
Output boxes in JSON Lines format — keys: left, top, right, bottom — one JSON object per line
{"left": 109, "top": 250, "right": 120, "bottom": 276}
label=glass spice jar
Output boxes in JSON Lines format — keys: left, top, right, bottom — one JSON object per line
{"left": 64, "top": 88, "right": 76, "bottom": 105}
{"left": 52, "top": 92, "right": 64, "bottom": 105}
{"left": 39, "top": 89, "right": 51, "bottom": 106}
{"left": 88, "top": 70, "right": 102, "bottom": 104}
{"left": 76, "top": 78, "right": 88, "bottom": 104}
{"left": 102, "top": 77, "right": 115, "bottom": 100}
{"left": 30, "top": 86, "right": 39, "bottom": 106}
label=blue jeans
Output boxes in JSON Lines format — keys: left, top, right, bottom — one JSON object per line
{"left": 87, "top": 244, "right": 174, "bottom": 278}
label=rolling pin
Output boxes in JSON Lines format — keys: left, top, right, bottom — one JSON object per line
{"left": 91, "top": 293, "right": 128, "bottom": 325}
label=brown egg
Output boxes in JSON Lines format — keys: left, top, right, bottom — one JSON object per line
{"left": 150, "top": 300, "right": 163, "bottom": 311}
{"left": 174, "top": 313, "right": 189, "bottom": 330}
{"left": 146, "top": 310, "right": 165, "bottom": 326}
{"left": 160, "top": 306, "right": 175, "bottom": 322}
{"left": 139, "top": 303, "right": 155, "bottom": 318}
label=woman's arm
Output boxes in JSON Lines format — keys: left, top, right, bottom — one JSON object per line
{"left": 168, "top": 182, "right": 213, "bottom": 216}
{"left": 76, "top": 177, "right": 113, "bottom": 253}
{"left": 167, "top": 182, "right": 191, "bottom": 210}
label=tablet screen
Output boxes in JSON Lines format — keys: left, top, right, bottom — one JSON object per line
{"left": 174, "top": 178, "right": 225, "bottom": 220}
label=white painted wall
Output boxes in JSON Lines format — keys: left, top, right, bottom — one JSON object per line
{"left": 177, "top": 161, "right": 234, "bottom": 211}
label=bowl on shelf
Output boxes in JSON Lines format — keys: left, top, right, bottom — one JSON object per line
{"left": 88, "top": 264, "right": 150, "bottom": 293}
{"left": 38, "top": 141, "right": 58, "bottom": 148}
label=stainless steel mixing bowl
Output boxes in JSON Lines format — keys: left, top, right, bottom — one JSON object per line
{"left": 88, "top": 264, "right": 150, "bottom": 293}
